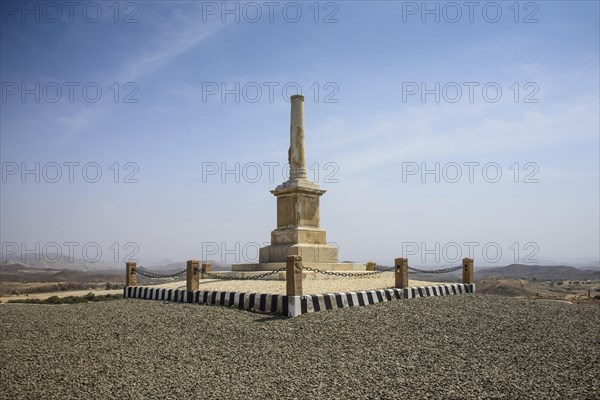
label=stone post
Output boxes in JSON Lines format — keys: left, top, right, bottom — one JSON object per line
{"left": 125, "top": 261, "right": 137, "bottom": 287}
{"left": 394, "top": 258, "right": 408, "bottom": 289}
{"left": 462, "top": 258, "right": 474, "bottom": 284}
{"left": 187, "top": 260, "right": 199, "bottom": 291}
{"left": 286, "top": 255, "right": 303, "bottom": 296}
{"left": 289, "top": 95, "right": 307, "bottom": 180}
{"left": 201, "top": 262, "right": 211, "bottom": 279}
{"left": 366, "top": 261, "right": 376, "bottom": 271}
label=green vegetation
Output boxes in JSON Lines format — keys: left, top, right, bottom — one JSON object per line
{"left": 7, "top": 293, "right": 123, "bottom": 305}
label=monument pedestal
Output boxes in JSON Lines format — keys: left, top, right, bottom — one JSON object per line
{"left": 258, "top": 242, "right": 338, "bottom": 263}
{"left": 231, "top": 95, "right": 365, "bottom": 276}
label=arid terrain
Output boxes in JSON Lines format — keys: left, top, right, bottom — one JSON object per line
{"left": 1, "top": 295, "right": 598, "bottom": 399}
{"left": 2, "top": 261, "right": 598, "bottom": 304}
{"left": 1, "top": 260, "right": 599, "bottom": 398}
{"left": 477, "top": 278, "right": 600, "bottom": 303}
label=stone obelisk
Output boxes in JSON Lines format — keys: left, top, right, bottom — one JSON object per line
{"left": 231, "top": 95, "right": 364, "bottom": 273}
{"left": 259, "top": 94, "right": 337, "bottom": 264}
{"left": 289, "top": 94, "right": 307, "bottom": 180}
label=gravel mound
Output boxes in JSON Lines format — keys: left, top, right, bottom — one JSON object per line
{"left": 1, "top": 295, "right": 598, "bottom": 399}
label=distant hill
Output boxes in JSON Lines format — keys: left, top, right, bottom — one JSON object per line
{"left": 1, "top": 262, "right": 35, "bottom": 273}
{"left": 0, "top": 259, "right": 231, "bottom": 285}
{"left": 1, "top": 255, "right": 120, "bottom": 272}
{"left": 376, "top": 263, "right": 600, "bottom": 282}
{"left": 478, "top": 264, "right": 600, "bottom": 281}
{"left": 142, "top": 261, "right": 231, "bottom": 272}
{"left": 1, "top": 256, "right": 231, "bottom": 273}
{"left": 0, "top": 263, "right": 122, "bottom": 283}
{"left": 4, "top": 258, "right": 597, "bottom": 282}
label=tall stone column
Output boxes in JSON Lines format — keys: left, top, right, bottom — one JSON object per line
{"left": 289, "top": 94, "right": 307, "bottom": 181}
{"left": 232, "top": 94, "right": 364, "bottom": 273}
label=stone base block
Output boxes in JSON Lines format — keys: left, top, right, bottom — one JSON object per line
{"left": 271, "top": 228, "right": 326, "bottom": 245}
{"left": 259, "top": 243, "right": 338, "bottom": 263}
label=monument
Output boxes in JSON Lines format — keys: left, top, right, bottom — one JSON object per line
{"left": 231, "top": 95, "right": 365, "bottom": 274}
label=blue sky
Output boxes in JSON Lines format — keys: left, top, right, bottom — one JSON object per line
{"left": 1, "top": 1, "right": 599, "bottom": 267}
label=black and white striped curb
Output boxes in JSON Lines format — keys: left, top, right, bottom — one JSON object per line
{"left": 124, "top": 283, "right": 475, "bottom": 317}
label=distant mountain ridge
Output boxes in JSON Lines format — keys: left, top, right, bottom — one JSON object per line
{"left": 478, "top": 264, "right": 599, "bottom": 281}
{"left": 0, "top": 259, "right": 231, "bottom": 284}
{"left": 1, "top": 255, "right": 121, "bottom": 272}
{"left": 0, "top": 256, "right": 231, "bottom": 273}
{"left": 384, "top": 263, "right": 600, "bottom": 282}
{"left": 2, "top": 256, "right": 598, "bottom": 280}
{"left": 0, "top": 262, "right": 123, "bottom": 283}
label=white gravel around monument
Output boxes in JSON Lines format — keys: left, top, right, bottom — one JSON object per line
{"left": 156, "top": 273, "right": 440, "bottom": 294}
{"left": 1, "top": 295, "right": 598, "bottom": 399}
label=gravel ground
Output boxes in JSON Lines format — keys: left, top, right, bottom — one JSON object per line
{"left": 156, "top": 273, "right": 440, "bottom": 294}
{"left": 1, "top": 295, "right": 598, "bottom": 399}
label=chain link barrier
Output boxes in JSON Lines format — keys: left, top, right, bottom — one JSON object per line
{"left": 407, "top": 265, "right": 463, "bottom": 275}
{"left": 301, "top": 265, "right": 394, "bottom": 277}
{"left": 136, "top": 266, "right": 187, "bottom": 279}
{"left": 201, "top": 268, "right": 286, "bottom": 280}
{"left": 136, "top": 264, "right": 461, "bottom": 281}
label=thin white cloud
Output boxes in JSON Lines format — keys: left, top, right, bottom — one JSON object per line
{"left": 119, "top": 9, "right": 224, "bottom": 81}
{"left": 309, "top": 94, "right": 599, "bottom": 175}
{"left": 56, "top": 6, "right": 226, "bottom": 136}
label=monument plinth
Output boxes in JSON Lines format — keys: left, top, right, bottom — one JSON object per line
{"left": 231, "top": 95, "right": 364, "bottom": 275}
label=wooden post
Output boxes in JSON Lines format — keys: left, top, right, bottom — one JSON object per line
{"left": 286, "top": 255, "right": 303, "bottom": 296}
{"left": 394, "top": 257, "right": 408, "bottom": 288}
{"left": 187, "top": 260, "right": 199, "bottom": 291}
{"left": 201, "top": 262, "right": 211, "bottom": 279}
{"left": 366, "top": 261, "right": 377, "bottom": 271}
{"left": 462, "top": 258, "right": 474, "bottom": 284}
{"left": 125, "top": 261, "right": 137, "bottom": 287}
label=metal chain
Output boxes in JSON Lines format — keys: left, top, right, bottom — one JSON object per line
{"left": 301, "top": 266, "right": 393, "bottom": 277}
{"left": 201, "top": 268, "right": 286, "bottom": 280}
{"left": 135, "top": 265, "right": 460, "bottom": 279}
{"left": 136, "top": 266, "right": 187, "bottom": 279}
{"left": 407, "top": 265, "right": 463, "bottom": 275}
